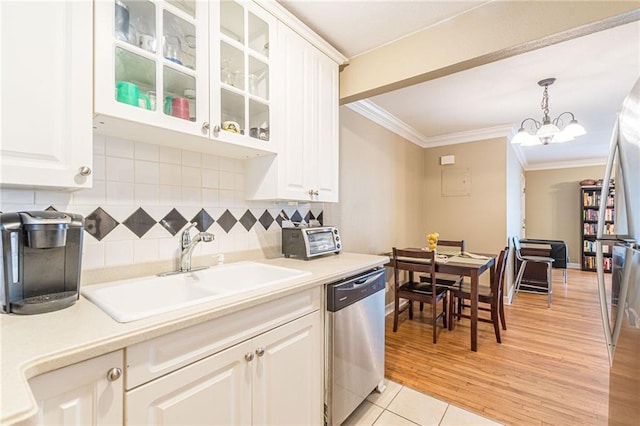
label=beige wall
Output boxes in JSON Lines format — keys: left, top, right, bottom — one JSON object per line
{"left": 423, "top": 138, "right": 508, "bottom": 256}
{"left": 324, "top": 106, "right": 424, "bottom": 255}
{"left": 524, "top": 165, "right": 606, "bottom": 264}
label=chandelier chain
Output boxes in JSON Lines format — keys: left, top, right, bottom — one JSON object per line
{"left": 540, "top": 86, "right": 550, "bottom": 121}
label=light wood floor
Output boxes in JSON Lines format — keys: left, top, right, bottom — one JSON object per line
{"left": 384, "top": 269, "right": 610, "bottom": 426}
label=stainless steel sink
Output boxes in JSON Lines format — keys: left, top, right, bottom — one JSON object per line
{"left": 81, "top": 261, "right": 311, "bottom": 323}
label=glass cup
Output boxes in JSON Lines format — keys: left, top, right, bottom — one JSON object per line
{"left": 147, "top": 91, "right": 156, "bottom": 110}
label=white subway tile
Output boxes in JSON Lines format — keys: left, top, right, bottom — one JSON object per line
{"left": 159, "top": 146, "right": 181, "bottom": 165}
{"left": 93, "top": 134, "right": 106, "bottom": 155}
{"left": 73, "top": 180, "right": 106, "bottom": 205}
{"left": 101, "top": 223, "right": 135, "bottom": 241}
{"left": 92, "top": 154, "right": 106, "bottom": 181}
{"left": 219, "top": 157, "right": 236, "bottom": 172}
{"left": 158, "top": 237, "right": 180, "bottom": 260}
{"left": 135, "top": 160, "right": 159, "bottom": 184}
{"left": 219, "top": 190, "right": 235, "bottom": 207}
{"left": 135, "top": 142, "right": 159, "bottom": 162}
{"left": 182, "top": 150, "right": 202, "bottom": 167}
{"left": 1, "top": 189, "right": 34, "bottom": 205}
{"left": 105, "top": 137, "right": 134, "bottom": 158}
{"left": 106, "top": 182, "right": 135, "bottom": 205}
{"left": 219, "top": 171, "right": 235, "bottom": 190}
{"left": 159, "top": 185, "right": 182, "bottom": 206}
{"left": 181, "top": 187, "right": 201, "bottom": 206}
{"left": 202, "top": 189, "right": 219, "bottom": 207}
{"left": 201, "top": 169, "right": 219, "bottom": 188}
{"left": 182, "top": 166, "right": 202, "bottom": 187}
{"left": 159, "top": 163, "right": 181, "bottom": 185}
{"left": 201, "top": 153, "right": 220, "bottom": 170}
{"left": 135, "top": 184, "right": 159, "bottom": 206}
{"left": 144, "top": 223, "right": 172, "bottom": 238}
{"left": 35, "top": 191, "right": 72, "bottom": 207}
{"left": 217, "top": 233, "right": 234, "bottom": 252}
{"left": 105, "top": 240, "right": 134, "bottom": 266}
{"left": 235, "top": 173, "right": 245, "bottom": 191}
{"left": 82, "top": 242, "right": 105, "bottom": 269}
{"left": 106, "top": 157, "right": 134, "bottom": 182}
{"left": 133, "top": 239, "right": 159, "bottom": 263}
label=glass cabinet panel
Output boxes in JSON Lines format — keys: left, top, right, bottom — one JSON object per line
{"left": 113, "top": 1, "right": 156, "bottom": 111}
{"left": 221, "top": 89, "right": 245, "bottom": 134}
{"left": 107, "top": 0, "right": 199, "bottom": 122}
{"left": 115, "top": 47, "right": 156, "bottom": 110}
{"left": 218, "top": 1, "right": 270, "bottom": 141}
{"left": 248, "top": 12, "right": 269, "bottom": 57}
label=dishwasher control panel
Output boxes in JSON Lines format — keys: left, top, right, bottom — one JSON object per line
{"left": 326, "top": 268, "right": 386, "bottom": 312}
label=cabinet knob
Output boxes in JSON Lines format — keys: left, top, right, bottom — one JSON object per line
{"left": 201, "top": 122, "right": 210, "bottom": 134}
{"left": 255, "top": 347, "right": 265, "bottom": 357}
{"left": 245, "top": 352, "right": 255, "bottom": 362}
{"left": 213, "top": 125, "right": 221, "bottom": 133}
{"left": 79, "top": 166, "right": 92, "bottom": 176}
{"left": 106, "top": 367, "right": 122, "bottom": 382}
{"left": 308, "top": 189, "right": 319, "bottom": 197}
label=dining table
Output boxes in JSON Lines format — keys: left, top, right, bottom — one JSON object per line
{"left": 386, "top": 247, "right": 497, "bottom": 352}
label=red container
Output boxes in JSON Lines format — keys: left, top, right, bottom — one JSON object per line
{"left": 171, "top": 97, "right": 190, "bottom": 120}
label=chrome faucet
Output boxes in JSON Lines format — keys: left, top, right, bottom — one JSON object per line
{"left": 179, "top": 222, "right": 215, "bottom": 272}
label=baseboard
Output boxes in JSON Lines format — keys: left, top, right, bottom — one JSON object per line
{"left": 567, "top": 262, "right": 581, "bottom": 269}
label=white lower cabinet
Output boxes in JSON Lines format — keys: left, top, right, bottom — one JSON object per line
{"left": 126, "top": 311, "right": 321, "bottom": 425}
{"left": 28, "top": 351, "right": 124, "bottom": 425}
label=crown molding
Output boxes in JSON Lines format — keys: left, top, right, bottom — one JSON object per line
{"left": 345, "top": 100, "right": 604, "bottom": 171}
{"left": 347, "top": 99, "right": 513, "bottom": 148}
{"left": 345, "top": 100, "right": 428, "bottom": 146}
{"left": 523, "top": 157, "right": 607, "bottom": 171}
{"left": 423, "top": 124, "right": 514, "bottom": 148}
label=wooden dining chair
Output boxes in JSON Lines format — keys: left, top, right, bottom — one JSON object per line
{"left": 419, "top": 240, "right": 465, "bottom": 311}
{"left": 448, "top": 247, "right": 508, "bottom": 343}
{"left": 392, "top": 248, "right": 448, "bottom": 343}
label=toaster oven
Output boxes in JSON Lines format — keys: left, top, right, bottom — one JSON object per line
{"left": 282, "top": 226, "right": 342, "bottom": 259}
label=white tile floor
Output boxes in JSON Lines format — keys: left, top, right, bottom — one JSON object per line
{"left": 341, "top": 380, "right": 504, "bottom": 426}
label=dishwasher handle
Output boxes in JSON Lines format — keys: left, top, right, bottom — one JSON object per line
{"left": 327, "top": 269, "right": 386, "bottom": 312}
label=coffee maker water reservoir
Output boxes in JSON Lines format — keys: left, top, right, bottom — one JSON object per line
{"left": 1, "top": 211, "right": 84, "bottom": 314}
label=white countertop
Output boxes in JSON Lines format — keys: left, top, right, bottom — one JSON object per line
{"left": 0, "top": 252, "right": 388, "bottom": 425}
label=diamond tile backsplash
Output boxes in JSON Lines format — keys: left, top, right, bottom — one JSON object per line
{"left": 0, "top": 135, "right": 323, "bottom": 270}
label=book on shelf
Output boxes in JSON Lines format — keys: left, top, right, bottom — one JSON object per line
{"left": 583, "top": 240, "right": 611, "bottom": 254}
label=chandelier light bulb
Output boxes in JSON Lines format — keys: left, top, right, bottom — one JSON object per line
{"left": 511, "top": 78, "right": 587, "bottom": 146}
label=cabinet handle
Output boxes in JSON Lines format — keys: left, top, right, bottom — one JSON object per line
{"left": 79, "top": 166, "right": 92, "bottom": 176}
{"left": 245, "top": 352, "right": 255, "bottom": 362}
{"left": 213, "top": 125, "right": 221, "bottom": 133}
{"left": 308, "top": 189, "right": 319, "bottom": 197}
{"left": 106, "top": 367, "right": 122, "bottom": 382}
{"left": 255, "top": 347, "right": 265, "bottom": 357}
{"left": 201, "top": 122, "right": 210, "bottom": 134}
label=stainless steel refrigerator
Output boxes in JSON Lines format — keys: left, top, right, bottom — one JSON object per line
{"left": 596, "top": 76, "right": 640, "bottom": 426}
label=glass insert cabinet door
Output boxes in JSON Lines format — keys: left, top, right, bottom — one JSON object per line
{"left": 214, "top": 0, "right": 273, "bottom": 143}
{"left": 95, "top": 0, "right": 208, "bottom": 135}
{"left": 96, "top": 0, "right": 274, "bottom": 147}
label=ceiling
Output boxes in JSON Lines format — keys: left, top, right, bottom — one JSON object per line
{"left": 278, "top": 1, "right": 640, "bottom": 170}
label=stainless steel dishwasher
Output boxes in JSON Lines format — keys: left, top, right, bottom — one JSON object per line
{"left": 325, "top": 268, "right": 387, "bottom": 426}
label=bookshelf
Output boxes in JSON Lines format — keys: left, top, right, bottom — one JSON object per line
{"left": 581, "top": 184, "right": 614, "bottom": 272}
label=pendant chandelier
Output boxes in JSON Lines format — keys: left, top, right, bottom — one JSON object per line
{"left": 512, "top": 78, "right": 587, "bottom": 146}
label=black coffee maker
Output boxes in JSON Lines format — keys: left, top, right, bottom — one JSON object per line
{"left": 0, "top": 211, "right": 84, "bottom": 314}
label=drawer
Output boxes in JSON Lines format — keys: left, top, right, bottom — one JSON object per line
{"left": 125, "top": 287, "right": 320, "bottom": 389}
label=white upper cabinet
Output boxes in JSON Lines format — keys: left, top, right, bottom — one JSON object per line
{"left": 0, "top": 0, "right": 93, "bottom": 190}
{"left": 94, "top": 0, "right": 276, "bottom": 159}
{"left": 245, "top": 22, "right": 340, "bottom": 202}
